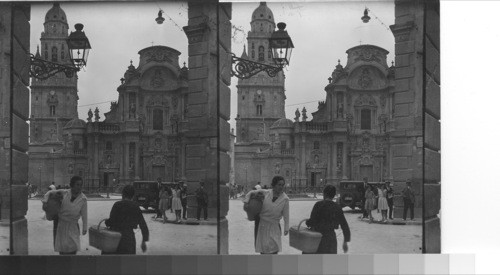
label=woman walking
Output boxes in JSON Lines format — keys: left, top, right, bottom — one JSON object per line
{"left": 244, "top": 176, "right": 289, "bottom": 254}
{"left": 43, "top": 176, "right": 87, "bottom": 255}
{"left": 104, "top": 185, "right": 149, "bottom": 254}
{"left": 171, "top": 184, "right": 183, "bottom": 223}
{"left": 377, "top": 185, "right": 389, "bottom": 222}
{"left": 158, "top": 186, "right": 170, "bottom": 223}
{"left": 305, "top": 185, "right": 350, "bottom": 254}
{"left": 365, "top": 185, "right": 376, "bottom": 223}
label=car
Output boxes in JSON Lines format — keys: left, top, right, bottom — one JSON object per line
{"left": 337, "top": 181, "right": 387, "bottom": 210}
{"left": 133, "top": 181, "right": 177, "bottom": 210}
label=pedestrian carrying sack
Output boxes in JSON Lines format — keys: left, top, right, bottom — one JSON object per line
{"left": 289, "top": 219, "right": 323, "bottom": 253}
{"left": 243, "top": 192, "right": 265, "bottom": 221}
{"left": 89, "top": 219, "right": 122, "bottom": 253}
{"left": 42, "top": 192, "right": 63, "bottom": 221}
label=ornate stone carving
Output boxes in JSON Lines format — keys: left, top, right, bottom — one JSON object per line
{"left": 294, "top": 108, "right": 300, "bottom": 122}
{"left": 87, "top": 109, "right": 93, "bottom": 122}
{"left": 172, "top": 96, "right": 178, "bottom": 109}
{"left": 358, "top": 68, "right": 373, "bottom": 88}
{"left": 354, "top": 94, "right": 377, "bottom": 107}
{"left": 380, "top": 94, "right": 387, "bottom": 108}
{"left": 150, "top": 69, "right": 165, "bottom": 88}
{"left": 144, "top": 48, "right": 174, "bottom": 63}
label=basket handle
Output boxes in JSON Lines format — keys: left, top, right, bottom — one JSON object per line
{"left": 297, "top": 219, "right": 308, "bottom": 230}
{"left": 97, "top": 219, "right": 107, "bottom": 231}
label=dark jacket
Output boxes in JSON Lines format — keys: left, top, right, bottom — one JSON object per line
{"left": 402, "top": 187, "right": 415, "bottom": 203}
{"left": 195, "top": 187, "right": 208, "bottom": 205}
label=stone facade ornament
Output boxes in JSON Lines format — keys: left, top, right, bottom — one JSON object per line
{"left": 151, "top": 69, "right": 165, "bottom": 88}
{"left": 301, "top": 107, "right": 307, "bottom": 121}
{"left": 87, "top": 108, "right": 93, "bottom": 122}
{"left": 358, "top": 68, "right": 373, "bottom": 88}
{"left": 145, "top": 48, "right": 174, "bottom": 63}
{"left": 94, "top": 107, "right": 100, "bottom": 122}
{"left": 294, "top": 108, "right": 300, "bottom": 122}
{"left": 354, "top": 94, "right": 377, "bottom": 107}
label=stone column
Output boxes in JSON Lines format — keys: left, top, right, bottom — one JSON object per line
{"left": 0, "top": 2, "right": 30, "bottom": 254}
{"left": 389, "top": 0, "right": 432, "bottom": 248}
{"left": 183, "top": 1, "right": 231, "bottom": 254}
{"left": 134, "top": 141, "right": 140, "bottom": 179}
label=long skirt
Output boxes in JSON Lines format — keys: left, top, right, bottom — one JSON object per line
{"left": 365, "top": 198, "right": 375, "bottom": 211}
{"left": 303, "top": 232, "right": 337, "bottom": 254}
{"left": 159, "top": 198, "right": 169, "bottom": 212}
{"left": 102, "top": 230, "right": 136, "bottom": 255}
{"left": 255, "top": 218, "right": 282, "bottom": 253}
{"left": 171, "top": 197, "right": 182, "bottom": 211}
{"left": 55, "top": 219, "right": 80, "bottom": 253}
{"left": 378, "top": 197, "right": 389, "bottom": 210}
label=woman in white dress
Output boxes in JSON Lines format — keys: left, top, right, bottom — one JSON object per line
{"left": 43, "top": 176, "right": 87, "bottom": 255}
{"left": 377, "top": 185, "right": 389, "bottom": 222}
{"left": 244, "top": 176, "right": 289, "bottom": 254}
{"left": 171, "top": 184, "right": 183, "bottom": 223}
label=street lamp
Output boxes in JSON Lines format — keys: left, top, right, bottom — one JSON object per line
{"left": 231, "top": 22, "right": 294, "bottom": 79}
{"left": 361, "top": 8, "right": 371, "bottom": 23}
{"left": 30, "top": 23, "right": 91, "bottom": 80}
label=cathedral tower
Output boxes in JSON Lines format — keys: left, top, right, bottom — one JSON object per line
{"left": 235, "top": 2, "right": 286, "bottom": 143}
{"left": 30, "top": 3, "right": 79, "bottom": 146}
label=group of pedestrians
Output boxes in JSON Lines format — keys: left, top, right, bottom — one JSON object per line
{"left": 361, "top": 178, "right": 416, "bottom": 223}
{"left": 156, "top": 179, "right": 186, "bottom": 224}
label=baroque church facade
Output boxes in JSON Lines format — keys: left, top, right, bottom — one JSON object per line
{"left": 29, "top": 3, "right": 188, "bottom": 190}
{"left": 235, "top": 3, "right": 396, "bottom": 189}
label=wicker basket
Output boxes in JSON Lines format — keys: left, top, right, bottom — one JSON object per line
{"left": 89, "top": 219, "right": 122, "bottom": 253}
{"left": 243, "top": 192, "right": 264, "bottom": 221}
{"left": 289, "top": 219, "right": 323, "bottom": 253}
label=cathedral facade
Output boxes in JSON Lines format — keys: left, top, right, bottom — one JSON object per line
{"left": 234, "top": 3, "right": 396, "bottom": 189}
{"left": 29, "top": 3, "right": 188, "bottom": 191}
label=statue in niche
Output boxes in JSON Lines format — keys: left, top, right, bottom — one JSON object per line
{"left": 129, "top": 102, "right": 136, "bottom": 119}
{"left": 87, "top": 108, "right": 93, "bottom": 122}
{"left": 138, "top": 113, "right": 145, "bottom": 133}
{"left": 107, "top": 155, "right": 112, "bottom": 165}
{"left": 294, "top": 108, "right": 300, "bottom": 122}
{"left": 314, "top": 155, "right": 320, "bottom": 164}
{"left": 68, "top": 164, "right": 74, "bottom": 174}
{"left": 154, "top": 138, "right": 162, "bottom": 151}
{"left": 94, "top": 107, "right": 100, "bottom": 122}
{"left": 337, "top": 103, "right": 344, "bottom": 118}
{"left": 50, "top": 128, "right": 57, "bottom": 141}
{"left": 275, "top": 163, "right": 281, "bottom": 174}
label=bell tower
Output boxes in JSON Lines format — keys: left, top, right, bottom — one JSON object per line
{"left": 30, "top": 2, "right": 79, "bottom": 145}
{"left": 235, "top": 2, "right": 286, "bottom": 143}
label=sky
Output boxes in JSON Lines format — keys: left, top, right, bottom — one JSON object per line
{"left": 229, "top": 1, "right": 395, "bottom": 129}
{"left": 30, "top": 1, "right": 189, "bottom": 119}
{"left": 30, "top": 1, "right": 394, "bottom": 129}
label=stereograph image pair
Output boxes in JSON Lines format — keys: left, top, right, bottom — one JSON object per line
{"left": 0, "top": 0, "right": 440, "bottom": 256}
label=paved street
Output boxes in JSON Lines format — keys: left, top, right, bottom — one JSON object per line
{"left": 27, "top": 198, "right": 217, "bottom": 255}
{"left": 228, "top": 198, "right": 421, "bottom": 254}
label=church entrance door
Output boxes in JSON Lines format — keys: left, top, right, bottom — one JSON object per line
{"left": 153, "top": 165, "right": 165, "bottom": 181}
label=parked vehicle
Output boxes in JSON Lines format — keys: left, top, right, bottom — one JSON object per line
{"left": 133, "top": 181, "right": 176, "bottom": 210}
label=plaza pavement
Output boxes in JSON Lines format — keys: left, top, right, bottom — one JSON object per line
{"left": 26, "top": 198, "right": 217, "bottom": 255}
{"left": 228, "top": 198, "right": 421, "bottom": 254}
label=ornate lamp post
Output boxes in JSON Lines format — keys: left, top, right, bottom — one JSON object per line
{"left": 232, "top": 22, "right": 294, "bottom": 79}
{"left": 30, "top": 23, "right": 91, "bottom": 80}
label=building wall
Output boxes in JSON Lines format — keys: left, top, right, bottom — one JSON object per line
{"left": 423, "top": 0, "right": 441, "bottom": 254}
{"left": 390, "top": 0, "right": 425, "bottom": 220}
{"left": 0, "top": 2, "right": 30, "bottom": 255}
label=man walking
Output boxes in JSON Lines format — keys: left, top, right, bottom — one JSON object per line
{"left": 402, "top": 180, "right": 415, "bottom": 221}
{"left": 195, "top": 181, "right": 208, "bottom": 221}
{"left": 180, "top": 182, "right": 188, "bottom": 220}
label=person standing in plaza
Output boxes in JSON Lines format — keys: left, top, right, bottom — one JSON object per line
{"left": 305, "top": 185, "right": 350, "bottom": 254}
{"left": 377, "top": 185, "right": 389, "bottom": 222}
{"left": 386, "top": 182, "right": 394, "bottom": 220}
{"left": 171, "top": 184, "right": 183, "bottom": 223}
{"left": 43, "top": 176, "right": 87, "bottom": 255}
{"left": 360, "top": 177, "right": 369, "bottom": 219}
{"left": 158, "top": 186, "right": 170, "bottom": 223}
{"left": 180, "top": 183, "right": 188, "bottom": 220}
{"left": 364, "top": 185, "right": 376, "bottom": 223}
{"left": 402, "top": 180, "right": 415, "bottom": 221}
{"left": 244, "top": 176, "right": 289, "bottom": 254}
{"left": 154, "top": 177, "right": 163, "bottom": 220}
{"left": 196, "top": 181, "right": 209, "bottom": 221}
{"left": 104, "top": 185, "right": 149, "bottom": 254}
